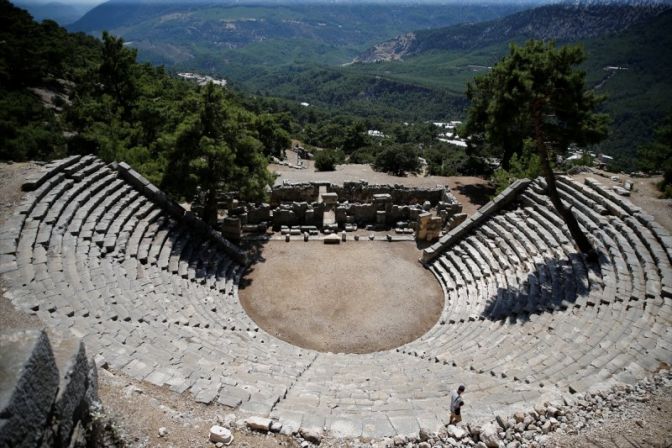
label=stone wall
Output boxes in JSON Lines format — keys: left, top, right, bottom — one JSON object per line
{"left": 271, "top": 202, "right": 325, "bottom": 229}
{"left": 270, "top": 182, "right": 319, "bottom": 205}
{"left": 115, "top": 162, "right": 248, "bottom": 265}
{"left": 270, "top": 181, "right": 457, "bottom": 208}
{"left": 327, "top": 181, "right": 447, "bottom": 205}
{"left": 215, "top": 181, "right": 462, "bottom": 236}
{"left": 0, "top": 330, "right": 102, "bottom": 448}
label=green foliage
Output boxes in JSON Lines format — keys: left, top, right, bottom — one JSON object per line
{"left": 349, "top": 145, "right": 381, "bottom": 165}
{"left": 464, "top": 41, "right": 606, "bottom": 256}
{"left": 0, "top": 0, "right": 100, "bottom": 160}
{"left": 99, "top": 31, "right": 138, "bottom": 108}
{"left": 422, "top": 142, "right": 487, "bottom": 177}
{"left": 464, "top": 40, "right": 608, "bottom": 169}
{"left": 314, "top": 149, "right": 345, "bottom": 172}
{"left": 63, "top": 1, "right": 672, "bottom": 167}
{"left": 72, "top": 2, "right": 523, "bottom": 70}
{"left": 490, "top": 143, "right": 542, "bottom": 194}
{"left": 301, "top": 116, "right": 371, "bottom": 152}
{"left": 0, "top": 90, "right": 66, "bottom": 160}
{"left": 638, "top": 112, "right": 672, "bottom": 197}
{"left": 0, "top": 0, "right": 274, "bottom": 213}
{"left": 247, "top": 65, "right": 468, "bottom": 122}
{"left": 564, "top": 151, "right": 594, "bottom": 168}
{"left": 239, "top": 7, "right": 672, "bottom": 169}
{"left": 164, "top": 84, "right": 273, "bottom": 222}
{"left": 373, "top": 144, "right": 421, "bottom": 176}
{"left": 253, "top": 113, "right": 291, "bottom": 158}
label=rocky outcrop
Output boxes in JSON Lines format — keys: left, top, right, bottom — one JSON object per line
{"left": 352, "top": 32, "right": 416, "bottom": 63}
{"left": 354, "top": 3, "right": 670, "bottom": 63}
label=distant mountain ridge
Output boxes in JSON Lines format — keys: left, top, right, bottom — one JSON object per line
{"left": 15, "top": 1, "right": 94, "bottom": 25}
{"left": 353, "top": 2, "right": 671, "bottom": 63}
{"left": 67, "top": 2, "right": 528, "bottom": 66}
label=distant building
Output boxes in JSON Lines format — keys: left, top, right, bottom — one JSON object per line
{"left": 595, "top": 153, "right": 614, "bottom": 169}
{"left": 367, "top": 130, "right": 386, "bottom": 138}
{"left": 432, "top": 120, "right": 466, "bottom": 147}
{"left": 432, "top": 121, "right": 462, "bottom": 129}
{"left": 437, "top": 138, "right": 467, "bottom": 148}
{"left": 484, "top": 157, "right": 501, "bottom": 169}
{"left": 177, "top": 72, "right": 227, "bottom": 87}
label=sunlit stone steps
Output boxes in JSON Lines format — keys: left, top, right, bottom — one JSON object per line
{"left": 413, "top": 175, "right": 671, "bottom": 403}
{"left": 3, "top": 157, "right": 672, "bottom": 439}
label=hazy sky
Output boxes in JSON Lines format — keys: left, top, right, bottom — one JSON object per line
{"left": 19, "top": 0, "right": 550, "bottom": 4}
{"left": 18, "top": 0, "right": 106, "bottom": 4}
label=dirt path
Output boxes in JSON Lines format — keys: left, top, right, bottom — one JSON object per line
{"left": 240, "top": 240, "right": 443, "bottom": 353}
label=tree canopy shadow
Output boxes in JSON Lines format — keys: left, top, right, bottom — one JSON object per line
{"left": 456, "top": 183, "right": 495, "bottom": 207}
{"left": 473, "top": 250, "right": 605, "bottom": 322}
{"left": 237, "top": 237, "right": 271, "bottom": 289}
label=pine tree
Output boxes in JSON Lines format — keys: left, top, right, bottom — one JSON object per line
{"left": 464, "top": 41, "right": 609, "bottom": 257}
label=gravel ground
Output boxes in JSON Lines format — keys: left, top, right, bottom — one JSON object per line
{"left": 541, "top": 371, "right": 672, "bottom": 448}
{"left": 97, "top": 367, "right": 302, "bottom": 448}
{"left": 240, "top": 240, "right": 443, "bottom": 353}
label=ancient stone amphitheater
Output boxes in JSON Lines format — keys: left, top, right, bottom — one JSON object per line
{"left": 1, "top": 155, "right": 671, "bottom": 440}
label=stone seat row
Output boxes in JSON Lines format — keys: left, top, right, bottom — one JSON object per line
{"left": 9, "top": 158, "right": 242, "bottom": 295}
{"left": 4, "top": 158, "right": 672, "bottom": 439}
{"left": 3, "top": 157, "right": 321, "bottom": 412}
{"left": 8, "top": 158, "right": 243, "bottom": 298}
{"left": 269, "top": 350, "right": 541, "bottom": 438}
{"left": 427, "top": 207, "right": 585, "bottom": 325}
{"left": 7, "top": 248, "right": 308, "bottom": 412}
{"left": 410, "top": 176, "right": 672, "bottom": 399}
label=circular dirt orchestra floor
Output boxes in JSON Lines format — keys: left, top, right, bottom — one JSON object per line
{"left": 239, "top": 241, "right": 444, "bottom": 353}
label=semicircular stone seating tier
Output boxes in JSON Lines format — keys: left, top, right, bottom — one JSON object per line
{"left": 1, "top": 156, "right": 671, "bottom": 439}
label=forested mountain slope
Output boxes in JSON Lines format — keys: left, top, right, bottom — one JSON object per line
{"left": 354, "top": 3, "right": 670, "bottom": 63}
{"left": 1, "top": 0, "right": 288, "bottom": 203}
{"left": 68, "top": 1, "right": 526, "bottom": 69}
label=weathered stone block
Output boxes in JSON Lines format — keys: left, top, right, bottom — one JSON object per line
{"left": 246, "top": 416, "right": 272, "bottom": 432}
{"left": 0, "top": 330, "right": 59, "bottom": 448}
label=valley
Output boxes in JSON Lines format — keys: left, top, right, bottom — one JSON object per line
{"left": 60, "top": 1, "right": 672, "bottom": 168}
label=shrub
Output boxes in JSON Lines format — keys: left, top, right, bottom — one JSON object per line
{"left": 490, "top": 143, "right": 542, "bottom": 194}
{"left": 314, "top": 149, "right": 344, "bottom": 171}
{"left": 372, "top": 144, "right": 421, "bottom": 176}
{"left": 349, "top": 145, "right": 381, "bottom": 165}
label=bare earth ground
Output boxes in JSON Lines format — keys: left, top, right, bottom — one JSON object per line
{"left": 2, "top": 161, "right": 671, "bottom": 447}
{"left": 239, "top": 241, "right": 444, "bottom": 353}
{"left": 97, "top": 368, "right": 303, "bottom": 448}
{"left": 542, "top": 382, "right": 672, "bottom": 448}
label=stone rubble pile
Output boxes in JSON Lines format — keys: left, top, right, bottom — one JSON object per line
{"left": 322, "top": 369, "right": 671, "bottom": 448}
